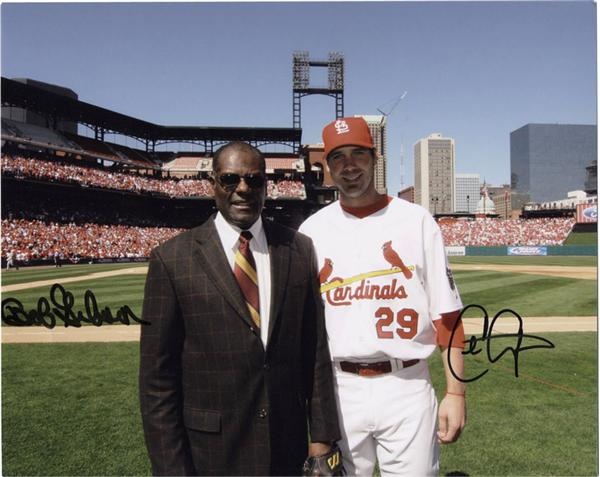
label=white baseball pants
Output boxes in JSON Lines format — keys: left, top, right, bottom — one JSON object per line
{"left": 333, "top": 360, "right": 439, "bottom": 477}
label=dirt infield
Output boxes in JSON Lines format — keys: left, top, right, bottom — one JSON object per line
{"left": 1, "top": 266, "right": 148, "bottom": 293}
{"left": 451, "top": 263, "right": 596, "bottom": 280}
{"left": 1, "top": 263, "right": 596, "bottom": 343}
{"left": 2, "top": 316, "right": 596, "bottom": 343}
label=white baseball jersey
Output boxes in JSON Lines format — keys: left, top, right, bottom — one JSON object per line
{"left": 299, "top": 196, "right": 462, "bottom": 361}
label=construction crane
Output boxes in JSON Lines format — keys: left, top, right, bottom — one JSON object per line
{"left": 376, "top": 91, "right": 408, "bottom": 189}
{"left": 376, "top": 91, "right": 408, "bottom": 117}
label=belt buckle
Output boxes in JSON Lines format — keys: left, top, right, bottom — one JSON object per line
{"left": 357, "top": 365, "right": 379, "bottom": 377}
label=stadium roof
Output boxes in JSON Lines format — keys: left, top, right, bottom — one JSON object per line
{"left": 1, "top": 77, "right": 302, "bottom": 148}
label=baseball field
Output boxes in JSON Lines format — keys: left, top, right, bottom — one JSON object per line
{"left": 1, "top": 255, "right": 597, "bottom": 476}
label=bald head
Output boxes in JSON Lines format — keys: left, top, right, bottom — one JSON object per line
{"left": 212, "top": 141, "right": 265, "bottom": 174}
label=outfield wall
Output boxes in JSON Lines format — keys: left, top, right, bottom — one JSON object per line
{"left": 446, "top": 245, "right": 597, "bottom": 256}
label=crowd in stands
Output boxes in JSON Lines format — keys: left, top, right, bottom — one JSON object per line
{"left": 440, "top": 217, "right": 576, "bottom": 247}
{"left": 1, "top": 219, "right": 183, "bottom": 264}
{"left": 2, "top": 216, "right": 577, "bottom": 264}
{"left": 2, "top": 154, "right": 307, "bottom": 199}
{"left": 2, "top": 154, "right": 213, "bottom": 198}
{"left": 1, "top": 154, "right": 581, "bottom": 264}
{"left": 268, "top": 180, "right": 306, "bottom": 199}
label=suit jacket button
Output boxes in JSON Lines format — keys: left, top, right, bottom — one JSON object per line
{"left": 263, "top": 363, "right": 270, "bottom": 371}
{"left": 258, "top": 408, "right": 268, "bottom": 418}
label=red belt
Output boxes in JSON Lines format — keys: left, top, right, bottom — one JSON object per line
{"left": 339, "top": 359, "right": 420, "bottom": 377}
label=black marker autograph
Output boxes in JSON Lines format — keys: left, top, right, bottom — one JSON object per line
{"left": 449, "top": 304, "right": 555, "bottom": 383}
{"left": 2, "top": 283, "right": 150, "bottom": 328}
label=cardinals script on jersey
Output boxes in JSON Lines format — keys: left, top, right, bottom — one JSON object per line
{"left": 300, "top": 197, "right": 462, "bottom": 362}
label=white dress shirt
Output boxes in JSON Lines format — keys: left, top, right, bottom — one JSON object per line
{"left": 214, "top": 213, "right": 271, "bottom": 347}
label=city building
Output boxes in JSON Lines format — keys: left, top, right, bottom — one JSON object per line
{"left": 510, "top": 123, "right": 597, "bottom": 203}
{"left": 475, "top": 185, "right": 497, "bottom": 216}
{"left": 487, "top": 184, "right": 512, "bottom": 219}
{"left": 356, "top": 114, "right": 387, "bottom": 194}
{"left": 454, "top": 173, "right": 480, "bottom": 213}
{"left": 414, "top": 133, "right": 455, "bottom": 214}
{"left": 398, "top": 185, "right": 415, "bottom": 203}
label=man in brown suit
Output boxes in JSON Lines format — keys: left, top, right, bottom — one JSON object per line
{"left": 139, "top": 141, "right": 340, "bottom": 476}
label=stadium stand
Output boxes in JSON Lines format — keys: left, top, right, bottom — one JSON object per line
{"left": 440, "top": 217, "right": 576, "bottom": 247}
{"left": 4, "top": 76, "right": 583, "bottom": 266}
{"left": 1, "top": 218, "right": 183, "bottom": 264}
{"left": 2, "top": 152, "right": 306, "bottom": 199}
{"left": 62, "top": 133, "right": 122, "bottom": 162}
{"left": 2, "top": 117, "right": 81, "bottom": 151}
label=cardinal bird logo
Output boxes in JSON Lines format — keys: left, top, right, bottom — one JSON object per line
{"left": 382, "top": 241, "right": 413, "bottom": 279}
{"left": 319, "top": 258, "right": 334, "bottom": 284}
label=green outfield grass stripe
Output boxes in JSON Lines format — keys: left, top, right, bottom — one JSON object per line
{"left": 1, "top": 262, "right": 148, "bottom": 287}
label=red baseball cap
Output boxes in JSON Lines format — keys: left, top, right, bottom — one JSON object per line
{"left": 322, "top": 117, "right": 374, "bottom": 159}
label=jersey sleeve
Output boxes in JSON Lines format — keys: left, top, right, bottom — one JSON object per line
{"left": 423, "top": 214, "right": 462, "bottom": 321}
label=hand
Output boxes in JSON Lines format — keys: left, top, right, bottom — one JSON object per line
{"left": 303, "top": 443, "right": 344, "bottom": 476}
{"left": 308, "top": 441, "right": 332, "bottom": 457}
{"left": 437, "top": 393, "right": 466, "bottom": 444}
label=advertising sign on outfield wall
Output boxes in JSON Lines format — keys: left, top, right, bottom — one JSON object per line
{"left": 446, "top": 246, "right": 466, "bottom": 256}
{"left": 507, "top": 246, "right": 548, "bottom": 256}
{"left": 576, "top": 203, "right": 598, "bottom": 223}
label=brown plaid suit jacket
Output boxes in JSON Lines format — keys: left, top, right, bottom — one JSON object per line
{"left": 139, "top": 217, "right": 340, "bottom": 476}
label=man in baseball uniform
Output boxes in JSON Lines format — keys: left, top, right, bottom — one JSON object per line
{"left": 299, "top": 117, "right": 466, "bottom": 476}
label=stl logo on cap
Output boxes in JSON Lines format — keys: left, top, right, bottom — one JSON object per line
{"left": 334, "top": 120, "right": 350, "bottom": 135}
{"left": 323, "top": 116, "right": 375, "bottom": 159}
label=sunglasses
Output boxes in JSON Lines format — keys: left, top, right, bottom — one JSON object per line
{"left": 216, "top": 173, "right": 266, "bottom": 190}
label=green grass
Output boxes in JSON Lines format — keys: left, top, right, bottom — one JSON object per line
{"left": 2, "top": 276, "right": 147, "bottom": 323}
{"left": 2, "top": 265, "right": 148, "bottom": 326}
{"left": 1, "top": 262, "right": 148, "bottom": 287}
{"left": 449, "top": 255, "right": 597, "bottom": 267}
{"left": 432, "top": 332, "right": 598, "bottom": 476}
{"left": 2, "top": 342, "right": 151, "bottom": 476}
{"left": 454, "top": 270, "right": 597, "bottom": 317}
{"left": 564, "top": 231, "right": 598, "bottom": 246}
{"left": 2, "top": 257, "right": 596, "bottom": 326}
{"left": 1, "top": 256, "right": 598, "bottom": 475}
{"left": 2, "top": 333, "right": 596, "bottom": 476}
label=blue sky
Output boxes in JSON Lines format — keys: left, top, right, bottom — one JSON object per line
{"left": 1, "top": 1, "right": 596, "bottom": 195}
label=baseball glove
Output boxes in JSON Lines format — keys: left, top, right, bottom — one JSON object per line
{"left": 302, "top": 444, "right": 345, "bottom": 476}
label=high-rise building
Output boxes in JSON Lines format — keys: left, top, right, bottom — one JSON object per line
{"left": 398, "top": 185, "right": 415, "bottom": 203}
{"left": 356, "top": 114, "right": 387, "bottom": 194}
{"left": 487, "top": 184, "right": 512, "bottom": 219}
{"left": 414, "top": 133, "right": 455, "bottom": 214}
{"left": 510, "top": 123, "right": 597, "bottom": 203}
{"left": 454, "top": 174, "right": 480, "bottom": 213}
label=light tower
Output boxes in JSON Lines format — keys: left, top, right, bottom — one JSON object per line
{"left": 292, "top": 51, "right": 344, "bottom": 135}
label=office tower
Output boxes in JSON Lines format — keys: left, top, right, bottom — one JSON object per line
{"left": 414, "top": 133, "right": 455, "bottom": 214}
{"left": 356, "top": 115, "right": 387, "bottom": 194}
{"left": 398, "top": 186, "right": 415, "bottom": 203}
{"left": 510, "top": 123, "right": 597, "bottom": 203}
{"left": 455, "top": 173, "right": 480, "bottom": 213}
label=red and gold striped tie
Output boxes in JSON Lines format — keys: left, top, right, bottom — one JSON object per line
{"left": 234, "top": 231, "right": 260, "bottom": 328}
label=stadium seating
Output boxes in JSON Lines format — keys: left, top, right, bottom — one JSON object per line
{"left": 1, "top": 218, "right": 183, "bottom": 263}
{"left": 2, "top": 153, "right": 306, "bottom": 200}
{"left": 440, "top": 217, "right": 576, "bottom": 246}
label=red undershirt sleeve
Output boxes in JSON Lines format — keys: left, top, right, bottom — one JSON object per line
{"left": 434, "top": 310, "right": 465, "bottom": 349}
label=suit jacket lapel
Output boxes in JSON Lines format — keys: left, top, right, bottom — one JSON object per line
{"left": 265, "top": 220, "right": 291, "bottom": 344}
{"left": 192, "top": 218, "right": 257, "bottom": 330}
